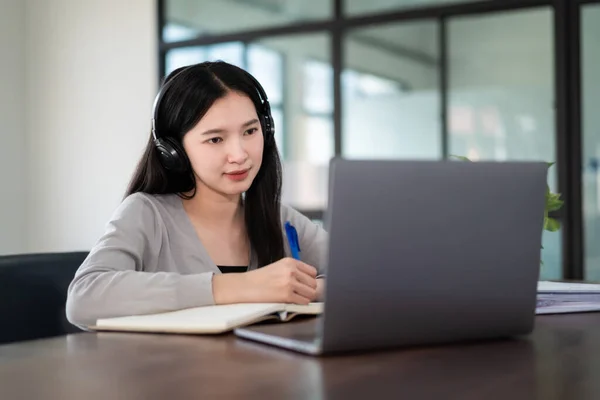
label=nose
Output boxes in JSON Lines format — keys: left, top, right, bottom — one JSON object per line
{"left": 226, "top": 136, "right": 248, "bottom": 165}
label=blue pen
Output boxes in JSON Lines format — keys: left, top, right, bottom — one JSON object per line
{"left": 285, "top": 221, "right": 301, "bottom": 260}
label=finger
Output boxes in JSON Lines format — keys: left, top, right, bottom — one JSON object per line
{"left": 292, "top": 280, "right": 317, "bottom": 301}
{"left": 288, "top": 291, "right": 311, "bottom": 305}
{"left": 294, "top": 261, "right": 318, "bottom": 277}
{"left": 294, "top": 269, "right": 317, "bottom": 289}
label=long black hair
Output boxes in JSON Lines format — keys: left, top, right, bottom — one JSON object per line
{"left": 126, "top": 61, "right": 285, "bottom": 267}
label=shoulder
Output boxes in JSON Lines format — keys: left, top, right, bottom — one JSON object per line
{"left": 279, "top": 203, "right": 328, "bottom": 240}
{"left": 115, "top": 192, "right": 180, "bottom": 215}
{"left": 279, "top": 203, "right": 301, "bottom": 220}
{"left": 112, "top": 192, "right": 158, "bottom": 220}
{"left": 279, "top": 203, "right": 316, "bottom": 227}
{"left": 108, "top": 193, "right": 180, "bottom": 231}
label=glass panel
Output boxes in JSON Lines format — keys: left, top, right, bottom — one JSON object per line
{"left": 342, "top": 21, "right": 441, "bottom": 160}
{"left": 247, "top": 44, "right": 284, "bottom": 105}
{"left": 303, "top": 60, "right": 333, "bottom": 114}
{"left": 540, "top": 230, "right": 562, "bottom": 281}
{"left": 163, "top": 23, "right": 199, "bottom": 42}
{"left": 252, "top": 34, "right": 333, "bottom": 211}
{"left": 165, "top": 42, "right": 245, "bottom": 75}
{"left": 270, "top": 106, "right": 284, "bottom": 158}
{"left": 344, "top": 0, "right": 485, "bottom": 16}
{"left": 582, "top": 4, "right": 600, "bottom": 281}
{"left": 447, "top": 8, "right": 559, "bottom": 271}
{"left": 304, "top": 116, "right": 334, "bottom": 164}
{"left": 165, "top": 47, "right": 209, "bottom": 75}
{"left": 164, "top": 0, "right": 332, "bottom": 41}
{"left": 206, "top": 42, "right": 245, "bottom": 66}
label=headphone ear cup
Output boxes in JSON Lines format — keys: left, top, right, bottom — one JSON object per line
{"left": 261, "top": 102, "right": 275, "bottom": 142}
{"left": 155, "top": 137, "right": 188, "bottom": 173}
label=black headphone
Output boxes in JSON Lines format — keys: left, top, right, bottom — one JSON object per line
{"left": 151, "top": 65, "right": 275, "bottom": 174}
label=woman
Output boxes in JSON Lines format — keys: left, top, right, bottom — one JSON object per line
{"left": 66, "top": 61, "right": 328, "bottom": 328}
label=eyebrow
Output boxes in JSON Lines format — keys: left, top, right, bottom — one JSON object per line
{"left": 201, "top": 119, "right": 260, "bottom": 136}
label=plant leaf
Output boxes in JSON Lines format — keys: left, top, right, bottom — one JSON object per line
{"left": 546, "top": 194, "right": 564, "bottom": 212}
{"left": 545, "top": 217, "right": 561, "bottom": 232}
{"left": 450, "top": 155, "right": 472, "bottom": 162}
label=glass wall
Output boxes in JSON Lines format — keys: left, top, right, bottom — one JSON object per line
{"left": 163, "top": 0, "right": 332, "bottom": 41}
{"left": 343, "top": 21, "right": 441, "bottom": 160}
{"left": 582, "top": 3, "right": 600, "bottom": 281}
{"left": 256, "top": 34, "right": 333, "bottom": 212}
{"left": 447, "top": 8, "right": 560, "bottom": 279}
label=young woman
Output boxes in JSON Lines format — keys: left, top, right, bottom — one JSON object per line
{"left": 66, "top": 61, "right": 328, "bottom": 328}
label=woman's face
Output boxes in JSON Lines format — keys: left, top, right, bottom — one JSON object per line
{"left": 182, "top": 91, "right": 264, "bottom": 199}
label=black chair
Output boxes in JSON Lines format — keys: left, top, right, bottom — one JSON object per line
{"left": 0, "top": 251, "right": 88, "bottom": 345}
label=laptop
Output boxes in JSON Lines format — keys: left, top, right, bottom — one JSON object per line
{"left": 234, "top": 159, "right": 548, "bottom": 355}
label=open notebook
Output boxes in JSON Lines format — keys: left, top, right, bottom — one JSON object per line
{"left": 89, "top": 302, "right": 323, "bottom": 334}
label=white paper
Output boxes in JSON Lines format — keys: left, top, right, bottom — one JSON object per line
{"left": 537, "top": 281, "right": 600, "bottom": 293}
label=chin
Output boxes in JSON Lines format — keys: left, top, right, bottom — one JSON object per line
{"left": 220, "top": 180, "right": 255, "bottom": 196}
{"left": 222, "top": 186, "right": 250, "bottom": 196}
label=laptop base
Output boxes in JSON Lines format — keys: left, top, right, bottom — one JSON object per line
{"left": 234, "top": 318, "right": 323, "bottom": 355}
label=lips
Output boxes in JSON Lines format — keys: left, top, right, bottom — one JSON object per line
{"left": 225, "top": 168, "right": 250, "bottom": 175}
{"left": 224, "top": 168, "right": 250, "bottom": 181}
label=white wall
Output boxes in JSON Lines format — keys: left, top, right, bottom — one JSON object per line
{"left": 0, "top": 0, "right": 27, "bottom": 255}
{"left": 24, "top": 0, "right": 157, "bottom": 252}
{"left": 0, "top": 0, "right": 157, "bottom": 255}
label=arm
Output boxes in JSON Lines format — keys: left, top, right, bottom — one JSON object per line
{"left": 66, "top": 194, "right": 215, "bottom": 328}
{"left": 210, "top": 205, "right": 329, "bottom": 306}
{"left": 211, "top": 268, "right": 325, "bottom": 304}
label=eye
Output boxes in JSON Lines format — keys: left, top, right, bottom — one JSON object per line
{"left": 245, "top": 127, "right": 258, "bottom": 135}
{"left": 207, "top": 137, "right": 222, "bottom": 144}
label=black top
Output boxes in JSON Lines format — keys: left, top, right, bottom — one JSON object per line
{"left": 217, "top": 266, "right": 248, "bottom": 274}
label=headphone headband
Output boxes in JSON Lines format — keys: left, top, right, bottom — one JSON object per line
{"left": 151, "top": 63, "right": 275, "bottom": 173}
{"left": 151, "top": 66, "right": 190, "bottom": 145}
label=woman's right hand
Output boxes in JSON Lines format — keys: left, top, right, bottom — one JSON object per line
{"left": 212, "top": 257, "right": 318, "bottom": 305}
{"left": 242, "top": 258, "right": 318, "bottom": 304}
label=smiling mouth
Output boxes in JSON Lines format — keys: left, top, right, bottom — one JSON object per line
{"left": 225, "top": 168, "right": 250, "bottom": 175}
{"left": 224, "top": 168, "right": 251, "bottom": 181}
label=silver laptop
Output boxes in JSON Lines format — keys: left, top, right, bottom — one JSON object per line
{"left": 234, "top": 159, "right": 547, "bottom": 355}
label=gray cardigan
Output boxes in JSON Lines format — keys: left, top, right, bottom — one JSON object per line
{"left": 66, "top": 192, "right": 328, "bottom": 327}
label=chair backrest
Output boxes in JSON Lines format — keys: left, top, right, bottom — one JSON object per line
{"left": 0, "top": 251, "right": 88, "bottom": 345}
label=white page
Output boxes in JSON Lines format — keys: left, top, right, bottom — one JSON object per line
{"left": 537, "top": 281, "right": 600, "bottom": 293}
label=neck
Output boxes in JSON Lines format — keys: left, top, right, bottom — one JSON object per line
{"left": 183, "top": 188, "right": 244, "bottom": 228}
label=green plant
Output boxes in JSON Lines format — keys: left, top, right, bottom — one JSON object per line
{"left": 450, "top": 155, "right": 564, "bottom": 238}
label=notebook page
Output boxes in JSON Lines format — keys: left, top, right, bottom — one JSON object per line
{"left": 94, "top": 303, "right": 283, "bottom": 334}
{"left": 284, "top": 302, "right": 324, "bottom": 314}
{"left": 538, "top": 281, "right": 600, "bottom": 293}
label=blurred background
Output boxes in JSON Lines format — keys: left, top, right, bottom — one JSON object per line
{"left": 1, "top": 0, "right": 599, "bottom": 282}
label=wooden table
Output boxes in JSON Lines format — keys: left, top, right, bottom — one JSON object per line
{"left": 1, "top": 313, "right": 600, "bottom": 399}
